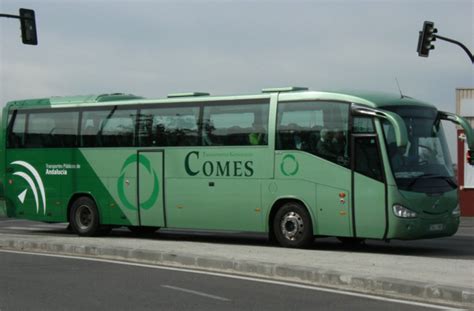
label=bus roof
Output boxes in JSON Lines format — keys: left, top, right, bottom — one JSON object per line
{"left": 331, "top": 90, "right": 433, "bottom": 108}
{"left": 4, "top": 88, "right": 434, "bottom": 110}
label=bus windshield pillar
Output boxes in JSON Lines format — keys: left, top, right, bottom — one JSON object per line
{"left": 351, "top": 106, "right": 408, "bottom": 148}
{"left": 439, "top": 111, "right": 474, "bottom": 151}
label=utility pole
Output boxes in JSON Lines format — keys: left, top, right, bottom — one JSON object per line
{"left": 417, "top": 21, "right": 473, "bottom": 64}
{"left": 0, "top": 8, "right": 38, "bottom": 45}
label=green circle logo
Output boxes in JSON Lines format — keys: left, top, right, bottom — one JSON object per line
{"left": 280, "top": 154, "right": 299, "bottom": 176}
{"left": 117, "top": 154, "right": 159, "bottom": 210}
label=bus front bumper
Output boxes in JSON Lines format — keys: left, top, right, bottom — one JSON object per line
{"left": 387, "top": 215, "right": 460, "bottom": 240}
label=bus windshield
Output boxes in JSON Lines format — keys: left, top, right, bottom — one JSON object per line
{"left": 382, "top": 106, "right": 456, "bottom": 193}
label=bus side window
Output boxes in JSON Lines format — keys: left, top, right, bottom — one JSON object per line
{"left": 51, "top": 111, "right": 79, "bottom": 147}
{"left": 202, "top": 102, "right": 269, "bottom": 146}
{"left": 353, "top": 117, "right": 375, "bottom": 133}
{"left": 140, "top": 106, "right": 200, "bottom": 147}
{"left": 8, "top": 112, "right": 26, "bottom": 148}
{"left": 81, "top": 110, "right": 110, "bottom": 147}
{"left": 136, "top": 113, "right": 154, "bottom": 146}
{"left": 277, "top": 104, "right": 325, "bottom": 152}
{"left": 25, "top": 111, "right": 79, "bottom": 148}
{"left": 277, "top": 101, "right": 349, "bottom": 167}
{"left": 100, "top": 109, "right": 136, "bottom": 147}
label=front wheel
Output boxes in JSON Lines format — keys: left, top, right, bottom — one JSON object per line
{"left": 69, "top": 197, "right": 101, "bottom": 237}
{"left": 273, "top": 202, "right": 313, "bottom": 248}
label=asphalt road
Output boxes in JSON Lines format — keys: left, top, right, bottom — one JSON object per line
{"left": 0, "top": 218, "right": 473, "bottom": 260}
{"left": 0, "top": 250, "right": 449, "bottom": 311}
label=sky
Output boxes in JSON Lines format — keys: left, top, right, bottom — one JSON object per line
{"left": 0, "top": 0, "right": 473, "bottom": 159}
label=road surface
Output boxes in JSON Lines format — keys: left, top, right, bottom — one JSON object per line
{"left": 0, "top": 250, "right": 452, "bottom": 311}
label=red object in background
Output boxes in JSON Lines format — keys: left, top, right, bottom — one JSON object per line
{"left": 457, "top": 129, "right": 474, "bottom": 216}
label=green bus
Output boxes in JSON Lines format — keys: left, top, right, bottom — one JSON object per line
{"left": 1, "top": 87, "right": 473, "bottom": 247}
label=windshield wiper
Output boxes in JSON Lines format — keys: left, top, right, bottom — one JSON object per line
{"left": 406, "top": 174, "right": 457, "bottom": 190}
{"left": 442, "top": 176, "right": 458, "bottom": 188}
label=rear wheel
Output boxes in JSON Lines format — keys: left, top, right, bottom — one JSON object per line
{"left": 273, "top": 202, "right": 313, "bottom": 248}
{"left": 69, "top": 197, "right": 101, "bottom": 237}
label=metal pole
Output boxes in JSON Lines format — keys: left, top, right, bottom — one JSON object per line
{"left": 0, "top": 13, "right": 34, "bottom": 21}
{"left": 0, "top": 13, "right": 21, "bottom": 19}
{"left": 434, "top": 34, "right": 474, "bottom": 64}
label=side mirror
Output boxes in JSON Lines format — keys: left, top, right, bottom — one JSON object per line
{"left": 438, "top": 111, "right": 474, "bottom": 150}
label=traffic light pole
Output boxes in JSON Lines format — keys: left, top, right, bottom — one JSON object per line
{"left": 434, "top": 34, "right": 474, "bottom": 64}
{"left": 0, "top": 13, "right": 22, "bottom": 19}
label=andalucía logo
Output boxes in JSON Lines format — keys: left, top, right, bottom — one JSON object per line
{"left": 117, "top": 154, "right": 159, "bottom": 210}
{"left": 10, "top": 161, "right": 47, "bottom": 214}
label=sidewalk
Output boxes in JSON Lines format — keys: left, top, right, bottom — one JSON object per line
{"left": 460, "top": 216, "right": 474, "bottom": 227}
{"left": 0, "top": 228, "right": 472, "bottom": 307}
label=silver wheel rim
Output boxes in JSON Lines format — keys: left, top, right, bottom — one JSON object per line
{"left": 280, "top": 211, "right": 304, "bottom": 241}
{"left": 75, "top": 205, "right": 93, "bottom": 231}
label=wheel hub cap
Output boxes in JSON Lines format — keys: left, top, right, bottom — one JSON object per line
{"left": 76, "top": 205, "right": 92, "bottom": 230}
{"left": 281, "top": 211, "right": 304, "bottom": 241}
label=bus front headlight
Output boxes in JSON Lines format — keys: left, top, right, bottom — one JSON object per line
{"left": 392, "top": 204, "right": 417, "bottom": 218}
{"left": 452, "top": 204, "right": 461, "bottom": 217}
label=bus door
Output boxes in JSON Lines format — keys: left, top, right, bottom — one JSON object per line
{"left": 137, "top": 150, "right": 165, "bottom": 227}
{"left": 351, "top": 133, "right": 386, "bottom": 239}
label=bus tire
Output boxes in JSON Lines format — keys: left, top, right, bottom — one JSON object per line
{"left": 127, "top": 226, "right": 159, "bottom": 234}
{"left": 273, "top": 202, "right": 313, "bottom": 248}
{"left": 69, "top": 197, "right": 101, "bottom": 237}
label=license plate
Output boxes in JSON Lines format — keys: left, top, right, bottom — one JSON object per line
{"left": 429, "top": 224, "right": 444, "bottom": 231}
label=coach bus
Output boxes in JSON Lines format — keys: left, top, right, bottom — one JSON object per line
{"left": 1, "top": 87, "right": 473, "bottom": 247}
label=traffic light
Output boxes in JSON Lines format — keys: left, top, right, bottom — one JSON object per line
{"left": 417, "top": 21, "right": 437, "bottom": 57}
{"left": 19, "top": 8, "right": 37, "bottom": 45}
{"left": 468, "top": 150, "right": 474, "bottom": 166}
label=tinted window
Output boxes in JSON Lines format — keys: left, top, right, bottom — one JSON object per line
{"left": 8, "top": 111, "right": 26, "bottom": 148}
{"left": 353, "top": 117, "right": 374, "bottom": 133}
{"left": 81, "top": 110, "right": 110, "bottom": 147}
{"left": 277, "top": 101, "right": 349, "bottom": 167}
{"left": 100, "top": 109, "right": 136, "bottom": 147}
{"left": 202, "top": 102, "right": 269, "bottom": 146}
{"left": 25, "top": 110, "right": 79, "bottom": 148}
{"left": 354, "top": 136, "right": 383, "bottom": 181}
{"left": 381, "top": 106, "right": 456, "bottom": 193}
{"left": 138, "top": 106, "right": 200, "bottom": 146}
{"left": 80, "top": 108, "right": 137, "bottom": 147}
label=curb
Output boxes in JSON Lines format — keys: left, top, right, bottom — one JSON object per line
{"left": 460, "top": 217, "right": 474, "bottom": 228}
{"left": 0, "top": 238, "right": 472, "bottom": 308}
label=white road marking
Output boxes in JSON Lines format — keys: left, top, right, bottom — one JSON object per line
{"left": 161, "top": 285, "right": 230, "bottom": 302}
{"left": 0, "top": 249, "right": 463, "bottom": 310}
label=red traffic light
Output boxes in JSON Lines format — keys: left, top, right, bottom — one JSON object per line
{"left": 468, "top": 150, "right": 474, "bottom": 166}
